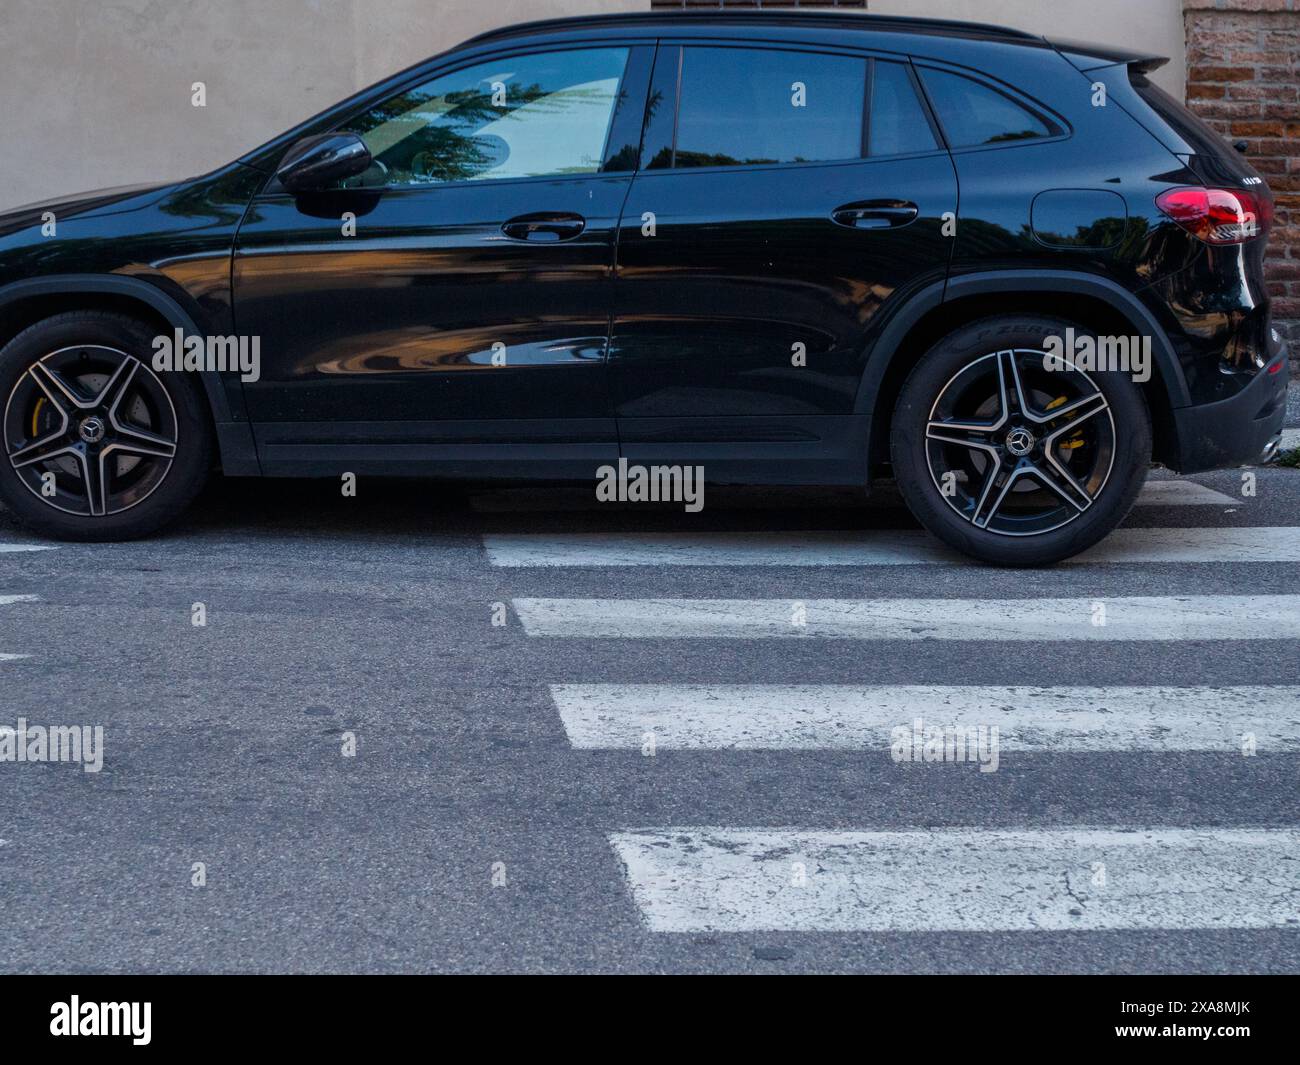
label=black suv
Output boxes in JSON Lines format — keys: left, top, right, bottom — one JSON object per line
{"left": 0, "top": 11, "right": 1287, "bottom": 563}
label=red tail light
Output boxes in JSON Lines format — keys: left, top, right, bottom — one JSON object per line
{"left": 1156, "top": 187, "right": 1272, "bottom": 245}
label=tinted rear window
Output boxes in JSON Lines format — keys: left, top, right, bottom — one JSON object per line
{"left": 869, "top": 61, "right": 938, "bottom": 157}
{"left": 1130, "top": 72, "right": 1234, "bottom": 159}
{"left": 919, "top": 68, "right": 1052, "bottom": 148}
{"left": 668, "top": 46, "right": 866, "bottom": 168}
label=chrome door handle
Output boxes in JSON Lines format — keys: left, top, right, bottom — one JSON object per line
{"left": 501, "top": 212, "right": 586, "bottom": 242}
{"left": 831, "top": 200, "right": 920, "bottom": 230}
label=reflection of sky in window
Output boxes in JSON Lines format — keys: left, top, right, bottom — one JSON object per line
{"left": 475, "top": 78, "right": 620, "bottom": 177}
{"left": 676, "top": 48, "right": 864, "bottom": 165}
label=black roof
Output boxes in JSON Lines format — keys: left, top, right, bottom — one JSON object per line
{"left": 464, "top": 10, "right": 1041, "bottom": 48}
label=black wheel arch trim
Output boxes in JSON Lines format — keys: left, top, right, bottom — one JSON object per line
{"left": 855, "top": 269, "right": 1193, "bottom": 456}
{"left": 0, "top": 274, "right": 261, "bottom": 476}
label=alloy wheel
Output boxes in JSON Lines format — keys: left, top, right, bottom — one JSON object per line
{"left": 923, "top": 349, "right": 1116, "bottom": 537}
{"left": 3, "top": 345, "right": 179, "bottom": 517}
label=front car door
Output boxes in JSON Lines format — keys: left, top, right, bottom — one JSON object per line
{"left": 612, "top": 43, "right": 958, "bottom": 484}
{"left": 233, "top": 45, "right": 652, "bottom": 477}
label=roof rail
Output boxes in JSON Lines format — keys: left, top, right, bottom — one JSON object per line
{"left": 463, "top": 11, "right": 1041, "bottom": 48}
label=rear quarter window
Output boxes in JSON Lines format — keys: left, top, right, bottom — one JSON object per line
{"left": 918, "top": 67, "right": 1053, "bottom": 148}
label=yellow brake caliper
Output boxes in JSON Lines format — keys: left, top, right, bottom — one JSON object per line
{"left": 1047, "top": 395, "right": 1085, "bottom": 451}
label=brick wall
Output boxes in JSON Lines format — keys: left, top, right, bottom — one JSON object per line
{"left": 1184, "top": 0, "right": 1300, "bottom": 358}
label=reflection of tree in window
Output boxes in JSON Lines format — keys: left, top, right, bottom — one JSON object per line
{"left": 339, "top": 49, "right": 628, "bottom": 187}
{"left": 378, "top": 85, "right": 555, "bottom": 184}
{"left": 918, "top": 68, "right": 1050, "bottom": 150}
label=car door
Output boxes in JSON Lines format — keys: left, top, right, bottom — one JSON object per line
{"left": 612, "top": 45, "right": 958, "bottom": 483}
{"left": 232, "top": 45, "right": 652, "bottom": 477}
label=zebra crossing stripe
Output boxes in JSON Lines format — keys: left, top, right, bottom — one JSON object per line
{"left": 513, "top": 595, "right": 1300, "bottom": 640}
{"left": 551, "top": 684, "right": 1300, "bottom": 751}
{"left": 488, "top": 529, "right": 949, "bottom": 566}
{"left": 610, "top": 827, "right": 1300, "bottom": 932}
{"left": 1137, "top": 480, "right": 1236, "bottom": 506}
{"left": 483, "top": 526, "right": 1300, "bottom": 567}
{"left": 471, "top": 478, "right": 1237, "bottom": 513}
{"left": 0, "top": 593, "right": 38, "bottom": 662}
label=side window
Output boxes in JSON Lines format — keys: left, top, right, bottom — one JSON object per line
{"left": 662, "top": 46, "right": 866, "bottom": 169}
{"left": 918, "top": 67, "right": 1052, "bottom": 148}
{"left": 337, "top": 48, "right": 629, "bottom": 187}
{"left": 868, "top": 62, "right": 938, "bottom": 157}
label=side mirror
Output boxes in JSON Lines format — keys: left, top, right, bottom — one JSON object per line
{"left": 276, "top": 133, "right": 372, "bottom": 193}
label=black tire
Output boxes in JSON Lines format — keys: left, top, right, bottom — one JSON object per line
{"left": 0, "top": 311, "right": 211, "bottom": 541}
{"left": 890, "top": 315, "right": 1152, "bottom": 566}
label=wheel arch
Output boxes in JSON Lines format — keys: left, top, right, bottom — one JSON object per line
{"left": 858, "top": 271, "right": 1189, "bottom": 473}
{"left": 0, "top": 274, "right": 260, "bottom": 475}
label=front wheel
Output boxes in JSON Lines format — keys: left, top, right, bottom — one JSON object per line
{"left": 0, "top": 311, "right": 212, "bottom": 541}
{"left": 890, "top": 315, "right": 1152, "bottom": 566}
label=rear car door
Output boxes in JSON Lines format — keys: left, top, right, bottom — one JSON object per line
{"left": 232, "top": 45, "right": 651, "bottom": 477}
{"left": 611, "top": 45, "right": 958, "bottom": 483}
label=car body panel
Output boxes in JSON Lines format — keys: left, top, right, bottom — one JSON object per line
{"left": 233, "top": 174, "right": 628, "bottom": 473}
{"left": 0, "top": 11, "right": 1285, "bottom": 484}
{"left": 0, "top": 165, "right": 267, "bottom": 473}
{"left": 609, "top": 39, "right": 958, "bottom": 484}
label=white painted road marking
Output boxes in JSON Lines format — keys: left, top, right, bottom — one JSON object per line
{"left": 485, "top": 526, "right": 1300, "bottom": 567}
{"left": 0, "top": 594, "right": 38, "bottom": 661}
{"left": 487, "top": 529, "right": 954, "bottom": 566}
{"left": 1137, "top": 480, "right": 1236, "bottom": 506}
{"left": 472, "top": 478, "right": 1237, "bottom": 513}
{"left": 513, "top": 595, "right": 1300, "bottom": 640}
{"left": 610, "top": 827, "right": 1300, "bottom": 932}
{"left": 1075, "top": 526, "right": 1299, "bottom": 563}
{"left": 0, "top": 594, "right": 39, "bottom": 607}
{"left": 0, "top": 544, "right": 56, "bottom": 553}
{"left": 552, "top": 684, "right": 1300, "bottom": 751}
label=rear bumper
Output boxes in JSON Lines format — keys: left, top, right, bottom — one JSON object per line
{"left": 1169, "top": 348, "right": 1290, "bottom": 474}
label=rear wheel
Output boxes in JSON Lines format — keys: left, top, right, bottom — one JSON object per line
{"left": 0, "top": 311, "right": 211, "bottom": 540}
{"left": 890, "top": 315, "right": 1151, "bottom": 565}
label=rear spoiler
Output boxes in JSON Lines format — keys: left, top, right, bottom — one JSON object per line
{"left": 1047, "top": 37, "right": 1169, "bottom": 75}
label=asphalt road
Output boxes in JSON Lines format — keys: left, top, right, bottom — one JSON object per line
{"left": 1, "top": 450, "right": 1299, "bottom": 973}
